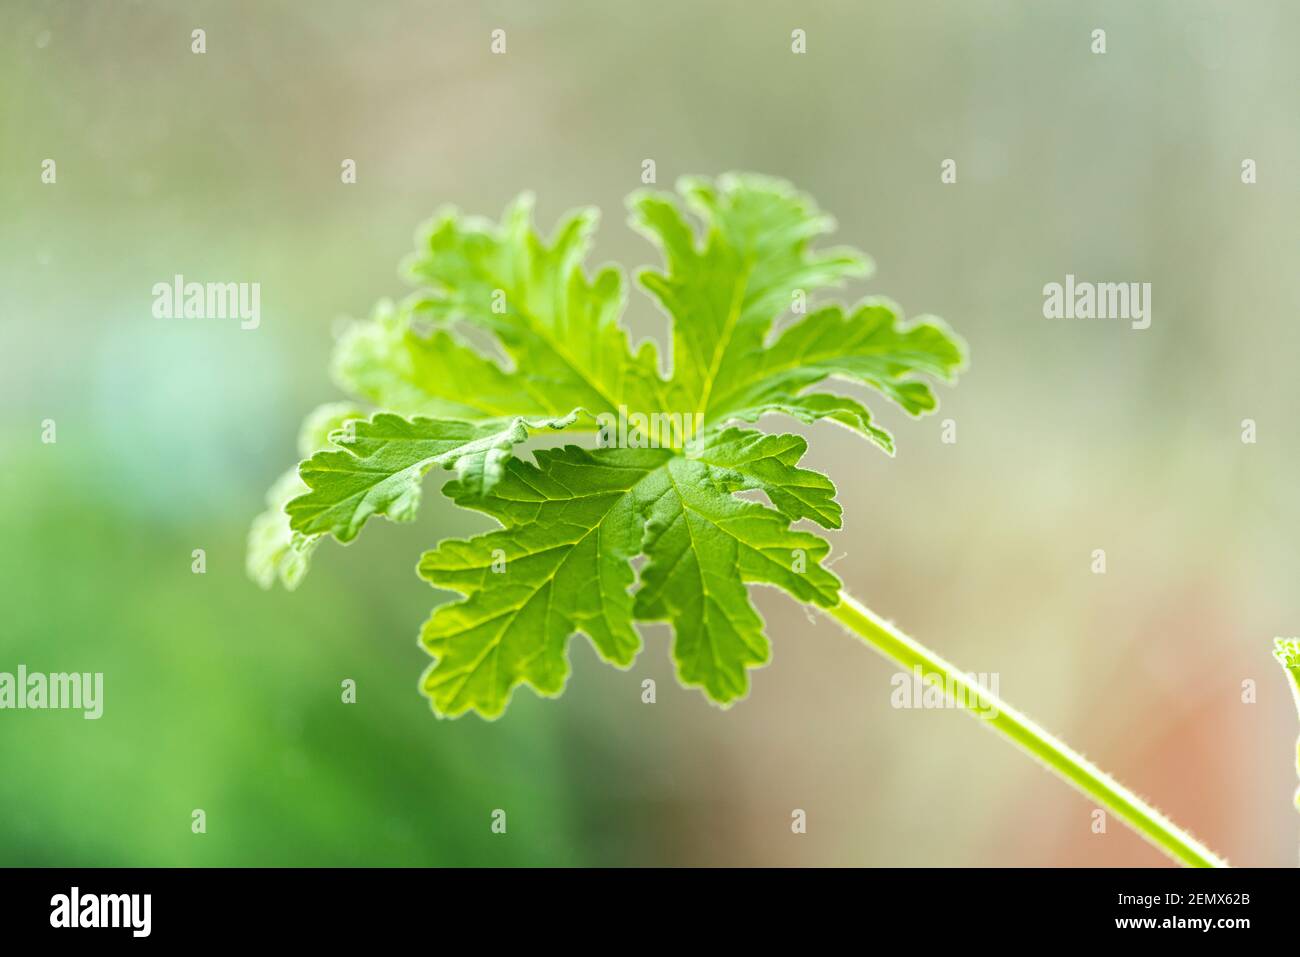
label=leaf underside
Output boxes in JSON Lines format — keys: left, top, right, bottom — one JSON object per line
{"left": 248, "top": 173, "right": 965, "bottom": 718}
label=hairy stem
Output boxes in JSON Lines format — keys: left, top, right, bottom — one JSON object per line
{"left": 822, "top": 592, "right": 1228, "bottom": 868}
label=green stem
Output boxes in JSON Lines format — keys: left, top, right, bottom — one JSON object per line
{"left": 823, "top": 592, "right": 1228, "bottom": 868}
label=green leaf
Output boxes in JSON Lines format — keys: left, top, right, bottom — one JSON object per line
{"left": 416, "top": 446, "right": 666, "bottom": 718}
{"left": 415, "top": 434, "right": 840, "bottom": 718}
{"left": 286, "top": 411, "right": 582, "bottom": 544}
{"left": 630, "top": 173, "right": 868, "bottom": 414}
{"left": 403, "top": 194, "right": 665, "bottom": 417}
{"left": 1275, "top": 639, "right": 1300, "bottom": 721}
{"left": 246, "top": 402, "right": 364, "bottom": 590}
{"left": 631, "top": 175, "right": 964, "bottom": 448}
{"left": 685, "top": 427, "right": 842, "bottom": 529}
{"left": 631, "top": 449, "right": 841, "bottom": 705}
{"left": 247, "top": 467, "right": 321, "bottom": 591}
{"left": 248, "top": 173, "right": 965, "bottom": 716}
{"left": 332, "top": 299, "right": 554, "bottom": 420}
{"left": 250, "top": 196, "right": 671, "bottom": 589}
{"left": 705, "top": 300, "right": 963, "bottom": 452}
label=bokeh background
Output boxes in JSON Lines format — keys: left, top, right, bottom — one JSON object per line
{"left": 3, "top": 0, "right": 1298, "bottom": 866}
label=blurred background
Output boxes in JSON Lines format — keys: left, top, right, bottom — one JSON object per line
{"left": 2, "top": 0, "right": 1298, "bottom": 866}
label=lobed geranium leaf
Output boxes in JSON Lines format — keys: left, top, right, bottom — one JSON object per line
{"left": 286, "top": 411, "right": 582, "bottom": 544}
{"left": 684, "top": 427, "right": 842, "bottom": 529}
{"left": 331, "top": 299, "right": 553, "bottom": 420}
{"left": 416, "top": 434, "right": 840, "bottom": 718}
{"left": 248, "top": 173, "right": 964, "bottom": 715}
{"left": 631, "top": 174, "right": 963, "bottom": 449}
{"left": 704, "top": 300, "right": 964, "bottom": 451}
{"left": 417, "top": 446, "right": 664, "bottom": 717}
{"left": 631, "top": 448, "right": 841, "bottom": 705}
{"left": 246, "top": 402, "right": 366, "bottom": 590}
{"left": 629, "top": 173, "right": 871, "bottom": 417}
{"left": 402, "top": 194, "right": 666, "bottom": 417}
